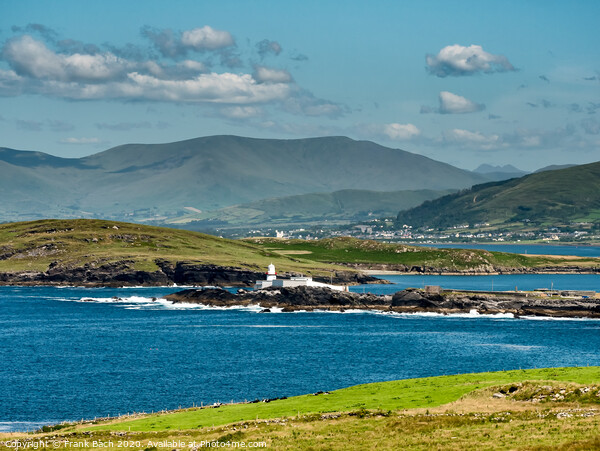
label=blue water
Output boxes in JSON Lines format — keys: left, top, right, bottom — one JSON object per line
{"left": 352, "top": 274, "right": 600, "bottom": 295}
{"left": 1, "top": 284, "right": 600, "bottom": 431}
{"left": 419, "top": 243, "right": 600, "bottom": 257}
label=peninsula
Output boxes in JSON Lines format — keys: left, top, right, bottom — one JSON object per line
{"left": 0, "top": 219, "right": 598, "bottom": 287}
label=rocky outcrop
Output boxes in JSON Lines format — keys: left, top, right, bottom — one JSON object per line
{"left": 166, "top": 286, "right": 390, "bottom": 312}
{"left": 0, "top": 259, "right": 377, "bottom": 287}
{"left": 165, "top": 286, "right": 600, "bottom": 318}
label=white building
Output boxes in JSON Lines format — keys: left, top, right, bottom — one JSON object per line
{"left": 254, "top": 264, "right": 348, "bottom": 291}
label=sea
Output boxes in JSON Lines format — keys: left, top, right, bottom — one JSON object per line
{"left": 418, "top": 243, "right": 600, "bottom": 257}
{"left": 2, "top": 269, "right": 600, "bottom": 432}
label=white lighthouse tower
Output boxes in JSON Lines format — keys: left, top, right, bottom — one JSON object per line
{"left": 266, "top": 263, "right": 277, "bottom": 281}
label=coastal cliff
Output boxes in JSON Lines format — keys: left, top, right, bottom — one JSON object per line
{"left": 165, "top": 286, "right": 600, "bottom": 318}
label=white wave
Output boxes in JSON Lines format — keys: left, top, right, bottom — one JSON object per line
{"left": 384, "top": 310, "right": 515, "bottom": 319}
{"left": 520, "top": 315, "right": 600, "bottom": 321}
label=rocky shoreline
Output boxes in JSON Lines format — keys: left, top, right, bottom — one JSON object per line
{"left": 0, "top": 259, "right": 380, "bottom": 287}
{"left": 165, "top": 286, "right": 600, "bottom": 319}
{"left": 343, "top": 263, "right": 600, "bottom": 275}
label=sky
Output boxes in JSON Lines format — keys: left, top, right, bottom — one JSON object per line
{"left": 0, "top": 0, "right": 598, "bottom": 171}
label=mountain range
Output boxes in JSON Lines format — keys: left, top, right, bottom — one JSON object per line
{"left": 0, "top": 135, "right": 486, "bottom": 224}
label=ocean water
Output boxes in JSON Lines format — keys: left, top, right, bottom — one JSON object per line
{"left": 1, "top": 284, "right": 600, "bottom": 431}
{"left": 418, "top": 243, "right": 600, "bottom": 257}
{"left": 351, "top": 273, "right": 600, "bottom": 295}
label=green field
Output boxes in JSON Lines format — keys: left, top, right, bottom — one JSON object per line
{"left": 246, "top": 236, "right": 600, "bottom": 271}
{"left": 3, "top": 367, "right": 599, "bottom": 450}
{"left": 84, "top": 367, "right": 600, "bottom": 432}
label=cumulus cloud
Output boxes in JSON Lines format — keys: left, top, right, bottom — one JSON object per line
{"left": 254, "top": 66, "right": 292, "bottom": 83}
{"left": 383, "top": 123, "right": 421, "bottom": 140}
{"left": 0, "top": 30, "right": 340, "bottom": 118}
{"left": 141, "top": 25, "right": 234, "bottom": 58}
{"left": 3, "top": 35, "right": 131, "bottom": 83}
{"left": 439, "top": 91, "right": 485, "bottom": 114}
{"left": 141, "top": 26, "right": 184, "bottom": 58}
{"left": 421, "top": 91, "right": 485, "bottom": 114}
{"left": 181, "top": 26, "right": 234, "bottom": 50}
{"left": 426, "top": 44, "right": 515, "bottom": 77}
{"left": 256, "top": 39, "right": 282, "bottom": 59}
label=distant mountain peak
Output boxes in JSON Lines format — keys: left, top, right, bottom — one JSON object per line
{"left": 474, "top": 163, "right": 526, "bottom": 174}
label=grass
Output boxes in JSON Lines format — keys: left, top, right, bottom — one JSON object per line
{"left": 246, "top": 236, "right": 600, "bottom": 271}
{"left": 79, "top": 367, "right": 600, "bottom": 432}
{"left": 2, "top": 367, "right": 599, "bottom": 450}
{"left": 0, "top": 219, "right": 344, "bottom": 277}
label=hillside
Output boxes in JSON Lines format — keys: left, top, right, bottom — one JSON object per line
{"left": 167, "top": 188, "right": 455, "bottom": 227}
{"left": 0, "top": 136, "right": 486, "bottom": 223}
{"left": 395, "top": 161, "right": 600, "bottom": 230}
{"left": 0, "top": 219, "right": 348, "bottom": 285}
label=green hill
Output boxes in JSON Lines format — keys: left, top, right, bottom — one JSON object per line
{"left": 168, "top": 188, "right": 455, "bottom": 227}
{"left": 396, "top": 161, "right": 600, "bottom": 230}
{"left": 0, "top": 136, "right": 486, "bottom": 223}
{"left": 0, "top": 219, "right": 339, "bottom": 277}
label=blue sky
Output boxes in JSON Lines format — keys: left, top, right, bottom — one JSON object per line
{"left": 0, "top": 0, "right": 598, "bottom": 170}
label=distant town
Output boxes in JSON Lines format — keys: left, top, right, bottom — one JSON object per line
{"left": 218, "top": 219, "right": 600, "bottom": 244}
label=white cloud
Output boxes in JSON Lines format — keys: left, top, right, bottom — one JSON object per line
{"left": 254, "top": 66, "right": 292, "bottom": 84}
{"left": 4, "top": 36, "right": 131, "bottom": 83}
{"left": 220, "top": 106, "right": 264, "bottom": 119}
{"left": 426, "top": 44, "right": 515, "bottom": 77}
{"left": 443, "top": 129, "right": 501, "bottom": 149}
{"left": 0, "top": 34, "right": 341, "bottom": 117}
{"left": 438, "top": 91, "right": 485, "bottom": 114}
{"left": 383, "top": 123, "right": 421, "bottom": 140}
{"left": 124, "top": 72, "right": 291, "bottom": 104}
{"left": 181, "top": 26, "right": 234, "bottom": 50}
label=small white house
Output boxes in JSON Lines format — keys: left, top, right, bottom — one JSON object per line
{"left": 254, "top": 264, "right": 348, "bottom": 291}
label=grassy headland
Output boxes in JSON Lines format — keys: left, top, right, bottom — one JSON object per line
{"left": 0, "top": 221, "right": 598, "bottom": 285}
{"left": 2, "top": 367, "right": 598, "bottom": 450}
{"left": 0, "top": 219, "right": 340, "bottom": 276}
